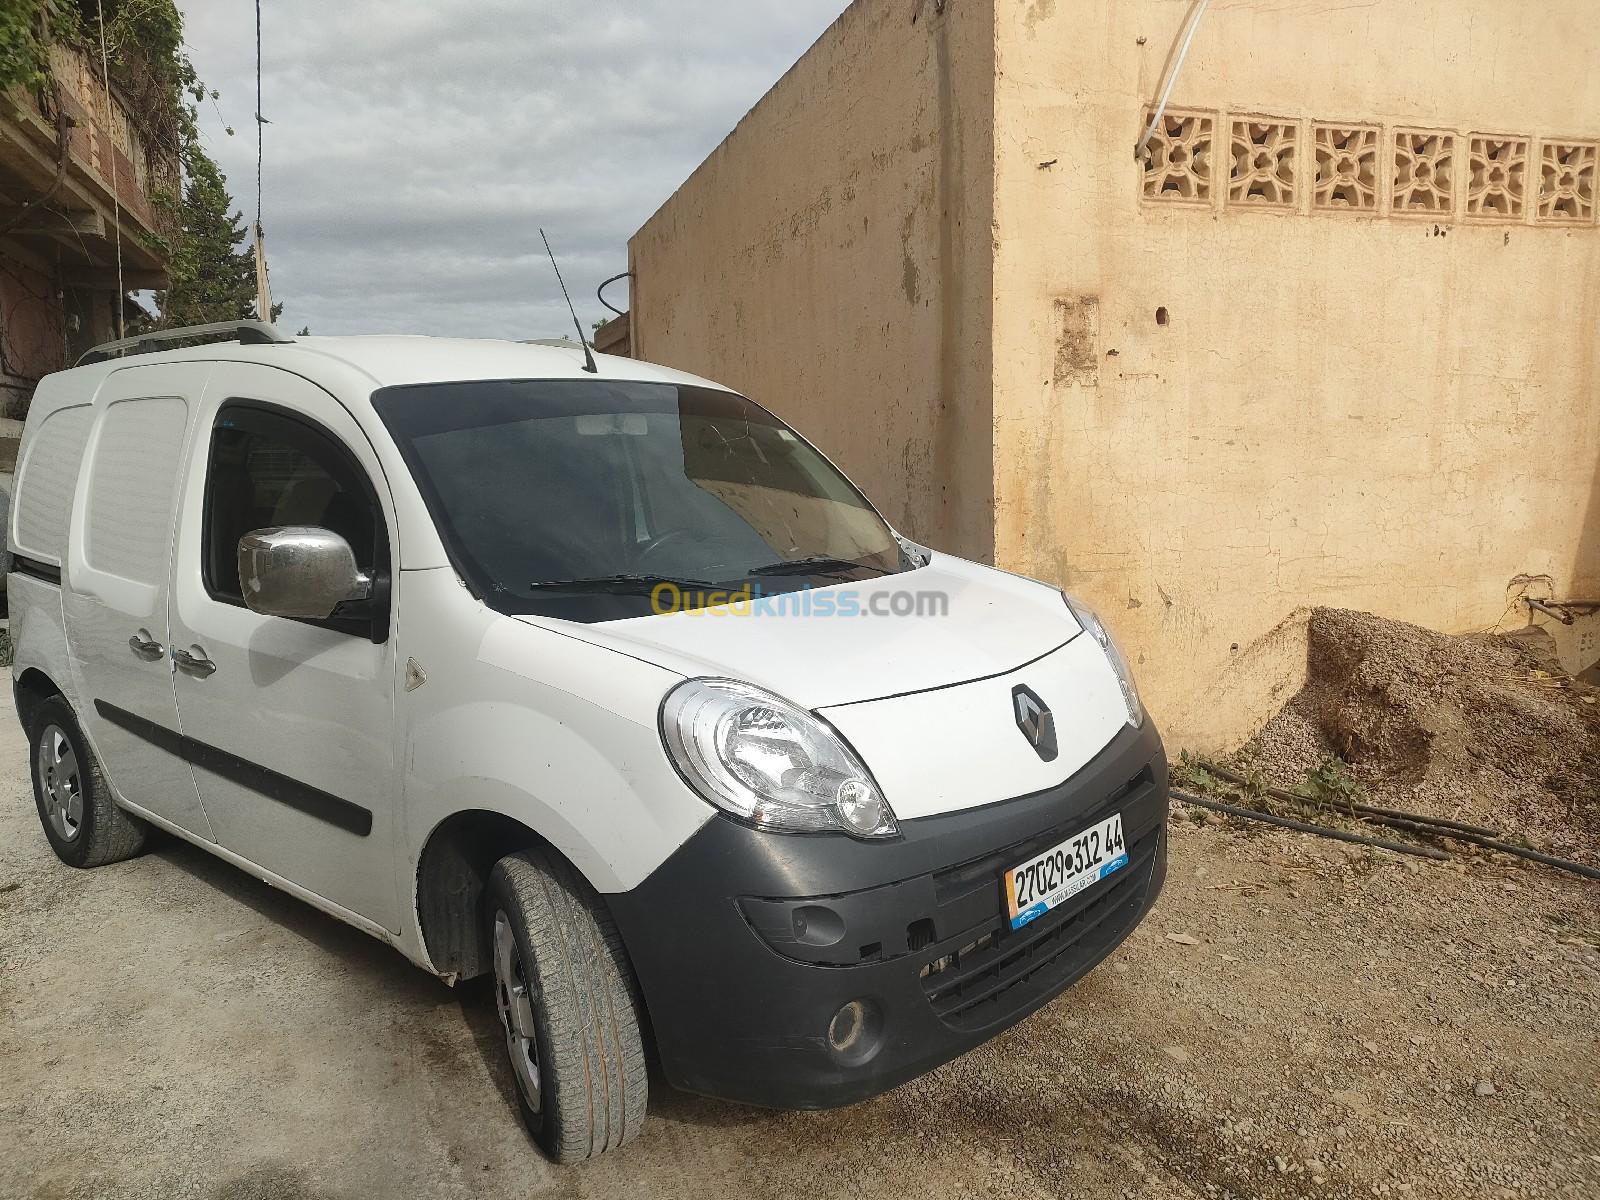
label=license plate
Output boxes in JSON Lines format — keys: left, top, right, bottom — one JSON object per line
{"left": 1004, "top": 812, "right": 1129, "bottom": 930}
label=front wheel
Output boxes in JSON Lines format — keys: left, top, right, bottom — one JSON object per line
{"left": 486, "top": 849, "right": 649, "bottom": 1162}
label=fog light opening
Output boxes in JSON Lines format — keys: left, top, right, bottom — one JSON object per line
{"left": 825, "top": 998, "right": 883, "bottom": 1065}
{"left": 828, "top": 1001, "right": 866, "bottom": 1053}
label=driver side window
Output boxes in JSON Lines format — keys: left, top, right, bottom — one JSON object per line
{"left": 201, "top": 402, "right": 387, "bottom": 637}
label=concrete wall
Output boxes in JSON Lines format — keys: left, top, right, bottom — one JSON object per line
{"left": 629, "top": 0, "right": 998, "bottom": 559}
{"left": 0, "top": 254, "right": 67, "bottom": 419}
{"left": 993, "top": 0, "right": 1600, "bottom": 748}
{"left": 0, "top": 247, "right": 120, "bottom": 419}
{"left": 630, "top": 0, "right": 1600, "bottom": 751}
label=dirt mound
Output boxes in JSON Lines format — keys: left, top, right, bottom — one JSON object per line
{"left": 1232, "top": 608, "right": 1600, "bottom": 866}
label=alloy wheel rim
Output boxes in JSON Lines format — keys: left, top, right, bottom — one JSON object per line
{"left": 37, "top": 725, "right": 83, "bottom": 842}
{"left": 492, "top": 909, "right": 542, "bottom": 1114}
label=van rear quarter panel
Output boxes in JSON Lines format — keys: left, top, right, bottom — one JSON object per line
{"left": 396, "top": 568, "right": 710, "bottom": 917}
{"left": 8, "top": 575, "right": 79, "bottom": 710}
{"left": 9, "top": 376, "right": 97, "bottom": 728}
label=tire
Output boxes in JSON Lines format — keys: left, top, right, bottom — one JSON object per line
{"left": 27, "top": 695, "right": 148, "bottom": 868}
{"left": 486, "top": 849, "right": 649, "bottom": 1162}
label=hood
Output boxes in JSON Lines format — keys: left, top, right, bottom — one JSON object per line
{"left": 817, "top": 634, "right": 1133, "bottom": 819}
{"left": 512, "top": 553, "right": 1081, "bottom": 710}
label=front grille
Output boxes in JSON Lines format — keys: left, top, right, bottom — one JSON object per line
{"left": 931, "top": 768, "right": 1149, "bottom": 908}
{"left": 920, "top": 826, "right": 1160, "bottom": 1030}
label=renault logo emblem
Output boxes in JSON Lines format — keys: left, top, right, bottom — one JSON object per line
{"left": 1011, "top": 684, "right": 1058, "bottom": 762}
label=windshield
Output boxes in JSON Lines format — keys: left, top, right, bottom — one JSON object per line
{"left": 373, "top": 379, "right": 907, "bottom": 621}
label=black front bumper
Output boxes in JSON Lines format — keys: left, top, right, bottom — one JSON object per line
{"left": 607, "top": 720, "right": 1170, "bottom": 1109}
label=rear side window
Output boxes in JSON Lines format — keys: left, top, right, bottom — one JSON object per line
{"left": 84, "top": 396, "right": 189, "bottom": 585}
{"left": 12, "top": 405, "right": 92, "bottom": 563}
{"left": 200, "top": 402, "right": 387, "bottom": 638}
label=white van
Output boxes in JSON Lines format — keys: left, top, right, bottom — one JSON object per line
{"left": 7, "top": 323, "right": 1169, "bottom": 1161}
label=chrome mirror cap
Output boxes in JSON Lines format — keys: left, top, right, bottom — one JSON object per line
{"left": 237, "top": 526, "right": 372, "bottom": 620}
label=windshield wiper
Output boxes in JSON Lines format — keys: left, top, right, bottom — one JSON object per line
{"left": 526, "top": 573, "right": 721, "bottom": 594}
{"left": 747, "top": 555, "right": 888, "bottom": 578}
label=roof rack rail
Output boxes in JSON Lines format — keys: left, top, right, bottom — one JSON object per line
{"left": 76, "top": 320, "right": 294, "bottom": 367}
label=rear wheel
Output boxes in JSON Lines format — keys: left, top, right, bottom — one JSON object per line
{"left": 487, "top": 849, "right": 649, "bottom": 1162}
{"left": 28, "top": 695, "right": 148, "bottom": 868}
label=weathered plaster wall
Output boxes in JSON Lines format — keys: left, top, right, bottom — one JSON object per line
{"left": 0, "top": 254, "right": 67, "bottom": 418}
{"left": 630, "top": 0, "right": 1600, "bottom": 751}
{"left": 629, "top": 0, "right": 998, "bottom": 558}
{"left": 994, "top": 0, "right": 1600, "bottom": 748}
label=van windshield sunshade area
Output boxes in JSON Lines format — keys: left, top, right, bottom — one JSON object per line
{"left": 372, "top": 379, "right": 907, "bottom": 622}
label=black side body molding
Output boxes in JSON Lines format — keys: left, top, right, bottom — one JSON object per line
{"left": 93, "top": 700, "right": 372, "bottom": 837}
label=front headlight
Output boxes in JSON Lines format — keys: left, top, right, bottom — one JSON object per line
{"left": 660, "top": 678, "right": 898, "bottom": 838}
{"left": 1063, "top": 593, "right": 1145, "bottom": 728}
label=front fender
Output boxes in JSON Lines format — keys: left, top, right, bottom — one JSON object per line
{"left": 404, "top": 696, "right": 710, "bottom": 894}
{"left": 398, "top": 609, "right": 714, "bottom": 897}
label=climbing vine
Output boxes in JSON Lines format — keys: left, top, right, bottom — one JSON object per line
{"left": 4, "top": 2, "right": 203, "bottom": 164}
{"left": 0, "top": 1, "right": 66, "bottom": 95}
{"left": 6, "top": 3, "right": 278, "bottom": 329}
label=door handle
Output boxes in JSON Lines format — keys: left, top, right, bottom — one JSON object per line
{"left": 171, "top": 646, "right": 217, "bottom": 679}
{"left": 128, "top": 630, "right": 165, "bottom": 662}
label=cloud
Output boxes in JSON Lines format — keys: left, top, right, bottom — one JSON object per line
{"left": 180, "top": 0, "right": 850, "bottom": 337}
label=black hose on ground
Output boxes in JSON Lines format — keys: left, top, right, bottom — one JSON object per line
{"left": 1197, "top": 760, "right": 1502, "bottom": 838}
{"left": 1424, "top": 830, "right": 1600, "bottom": 883}
{"left": 1351, "top": 812, "right": 1481, "bottom": 840}
{"left": 1170, "top": 788, "right": 1453, "bottom": 861}
{"left": 1185, "top": 767, "right": 1600, "bottom": 883}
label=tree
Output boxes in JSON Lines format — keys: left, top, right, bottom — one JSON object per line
{"left": 150, "top": 147, "right": 279, "bottom": 328}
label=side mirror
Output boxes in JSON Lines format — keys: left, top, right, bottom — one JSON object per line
{"left": 237, "top": 526, "right": 372, "bottom": 620}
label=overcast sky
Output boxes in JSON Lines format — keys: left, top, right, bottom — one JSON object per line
{"left": 180, "top": 2, "right": 850, "bottom": 338}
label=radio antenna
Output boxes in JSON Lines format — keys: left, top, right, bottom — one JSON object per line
{"left": 540, "top": 228, "right": 598, "bottom": 374}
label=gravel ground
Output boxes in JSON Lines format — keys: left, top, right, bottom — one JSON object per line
{"left": 1226, "top": 609, "right": 1600, "bottom": 870}
{"left": 2, "top": 700, "right": 1597, "bottom": 1200}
